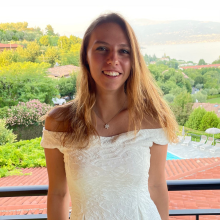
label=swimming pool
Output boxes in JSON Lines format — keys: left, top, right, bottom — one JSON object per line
{"left": 166, "top": 152, "right": 182, "bottom": 160}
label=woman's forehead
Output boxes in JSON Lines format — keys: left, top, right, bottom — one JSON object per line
{"left": 89, "top": 22, "right": 129, "bottom": 46}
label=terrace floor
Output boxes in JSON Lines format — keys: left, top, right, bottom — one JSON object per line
{"left": 168, "top": 142, "right": 219, "bottom": 159}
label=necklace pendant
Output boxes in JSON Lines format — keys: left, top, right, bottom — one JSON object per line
{"left": 104, "top": 124, "right": 110, "bottom": 129}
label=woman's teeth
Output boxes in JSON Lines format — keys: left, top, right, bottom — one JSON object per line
{"left": 103, "top": 71, "right": 120, "bottom": 76}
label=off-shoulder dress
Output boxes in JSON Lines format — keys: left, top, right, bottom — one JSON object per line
{"left": 41, "top": 128, "right": 168, "bottom": 220}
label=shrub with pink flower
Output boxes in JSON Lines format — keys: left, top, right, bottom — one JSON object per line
{"left": 6, "top": 100, "right": 52, "bottom": 127}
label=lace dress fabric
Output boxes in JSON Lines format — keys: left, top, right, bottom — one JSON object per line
{"left": 41, "top": 128, "right": 168, "bottom": 220}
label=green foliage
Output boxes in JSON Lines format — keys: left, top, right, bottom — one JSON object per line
{"left": 0, "top": 119, "right": 17, "bottom": 145}
{"left": 0, "top": 106, "right": 9, "bottom": 119}
{"left": 212, "top": 59, "right": 220, "bottom": 64}
{"left": 171, "top": 92, "right": 193, "bottom": 125}
{"left": 45, "top": 24, "right": 55, "bottom": 36}
{"left": 60, "top": 52, "right": 80, "bottom": 66}
{"left": 194, "top": 76, "right": 205, "bottom": 85}
{"left": 191, "top": 91, "right": 207, "bottom": 103}
{"left": 207, "top": 94, "right": 220, "bottom": 99}
{"left": 58, "top": 73, "right": 78, "bottom": 97}
{"left": 39, "top": 35, "right": 50, "bottom": 46}
{"left": 0, "top": 22, "right": 43, "bottom": 42}
{"left": 58, "top": 36, "right": 70, "bottom": 50}
{"left": 185, "top": 79, "right": 192, "bottom": 93}
{"left": 185, "top": 107, "right": 207, "bottom": 130}
{"left": 44, "top": 47, "right": 60, "bottom": 66}
{"left": 163, "top": 94, "right": 175, "bottom": 103}
{"left": 199, "top": 111, "right": 220, "bottom": 131}
{"left": 198, "top": 59, "right": 206, "bottom": 65}
{"left": 69, "top": 35, "right": 82, "bottom": 44}
{"left": 203, "top": 70, "right": 220, "bottom": 89}
{"left": 148, "top": 64, "right": 168, "bottom": 81}
{"left": 25, "top": 41, "right": 40, "bottom": 62}
{"left": 0, "top": 137, "right": 45, "bottom": 178}
{"left": 0, "top": 62, "right": 59, "bottom": 106}
{"left": 195, "top": 84, "right": 203, "bottom": 89}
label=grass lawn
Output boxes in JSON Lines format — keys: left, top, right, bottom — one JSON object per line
{"left": 206, "top": 97, "right": 220, "bottom": 104}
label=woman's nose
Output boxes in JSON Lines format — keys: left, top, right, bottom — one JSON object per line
{"left": 107, "top": 51, "right": 119, "bottom": 65}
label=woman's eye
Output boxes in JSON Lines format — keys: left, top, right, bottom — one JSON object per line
{"left": 96, "top": 47, "right": 107, "bottom": 51}
{"left": 120, "top": 49, "right": 130, "bottom": 54}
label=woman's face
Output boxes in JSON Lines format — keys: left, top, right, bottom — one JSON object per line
{"left": 87, "top": 22, "right": 131, "bottom": 93}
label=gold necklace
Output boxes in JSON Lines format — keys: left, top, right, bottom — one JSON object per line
{"left": 94, "top": 99, "right": 126, "bottom": 129}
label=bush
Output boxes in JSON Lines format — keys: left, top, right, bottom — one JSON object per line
{"left": 191, "top": 91, "right": 207, "bottom": 103}
{"left": 6, "top": 99, "right": 52, "bottom": 127}
{"left": 0, "top": 62, "right": 59, "bottom": 107}
{"left": 0, "top": 106, "right": 9, "bottom": 119}
{"left": 199, "top": 111, "right": 220, "bottom": 131}
{"left": 0, "top": 137, "right": 45, "bottom": 178}
{"left": 11, "top": 124, "right": 43, "bottom": 141}
{"left": 207, "top": 94, "right": 220, "bottom": 100}
{"left": 185, "top": 107, "right": 207, "bottom": 130}
{"left": 58, "top": 73, "right": 77, "bottom": 97}
{"left": 0, "top": 119, "right": 17, "bottom": 145}
{"left": 163, "top": 94, "right": 175, "bottom": 103}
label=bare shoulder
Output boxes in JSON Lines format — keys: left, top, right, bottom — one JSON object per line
{"left": 45, "top": 104, "right": 72, "bottom": 132}
{"left": 141, "top": 113, "right": 162, "bottom": 129}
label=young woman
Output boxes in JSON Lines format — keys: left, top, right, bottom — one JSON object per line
{"left": 41, "top": 13, "right": 178, "bottom": 220}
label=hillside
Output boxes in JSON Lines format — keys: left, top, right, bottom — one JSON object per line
{"left": 131, "top": 20, "right": 220, "bottom": 45}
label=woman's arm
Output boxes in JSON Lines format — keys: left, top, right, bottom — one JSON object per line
{"left": 44, "top": 115, "right": 70, "bottom": 220}
{"left": 45, "top": 148, "right": 70, "bottom": 220}
{"left": 148, "top": 143, "right": 169, "bottom": 220}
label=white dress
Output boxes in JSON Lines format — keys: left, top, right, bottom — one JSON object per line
{"left": 41, "top": 128, "right": 168, "bottom": 220}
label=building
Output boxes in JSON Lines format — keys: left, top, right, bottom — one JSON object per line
{"left": 193, "top": 102, "right": 220, "bottom": 117}
{"left": 181, "top": 64, "right": 220, "bottom": 70}
{"left": 0, "top": 43, "right": 23, "bottom": 52}
{"left": 47, "top": 65, "right": 80, "bottom": 78}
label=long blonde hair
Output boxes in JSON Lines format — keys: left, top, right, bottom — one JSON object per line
{"left": 44, "top": 13, "right": 178, "bottom": 149}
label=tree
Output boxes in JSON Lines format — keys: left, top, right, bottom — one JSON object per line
{"left": 69, "top": 35, "right": 82, "bottom": 44}
{"left": 25, "top": 41, "right": 40, "bottom": 62}
{"left": 191, "top": 91, "right": 207, "bottom": 103}
{"left": 58, "top": 73, "right": 78, "bottom": 98}
{"left": 185, "top": 107, "right": 207, "bottom": 130}
{"left": 45, "top": 25, "right": 55, "bottom": 36}
{"left": 199, "top": 111, "right": 220, "bottom": 131}
{"left": 58, "top": 36, "right": 70, "bottom": 50}
{"left": 198, "top": 59, "right": 206, "bottom": 65}
{"left": 0, "top": 62, "right": 59, "bottom": 106}
{"left": 185, "top": 79, "right": 192, "bottom": 93}
{"left": 194, "top": 76, "right": 204, "bottom": 85}
{"left": 171, "top": 92, "right": 193, "bottom": 125}
{"left": 163, "top": 94, "right": 175, "bottom": 103}
{"left": 44, "top": 47, "right": 60, "bottom": 66}
{"left": 39, "top": 35, "right": 50, "bottom": 46}
{"left": 212, "top": 59, "right": 220, "bottom": 64}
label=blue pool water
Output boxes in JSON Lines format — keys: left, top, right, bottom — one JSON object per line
{"left": 166, "top": 152, "right": 182, "bottom": 160}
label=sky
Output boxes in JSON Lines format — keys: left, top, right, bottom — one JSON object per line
{"left": 1, "top": 0, "right": 220, "bottom": 38}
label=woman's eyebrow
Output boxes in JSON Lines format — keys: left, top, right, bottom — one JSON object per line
{"left": 94, "top": 41, "right": 130, "bottom": 48}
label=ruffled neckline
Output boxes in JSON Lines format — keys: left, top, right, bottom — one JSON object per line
{"left": 42, "top": 127, "right": 166, "bottom": 147}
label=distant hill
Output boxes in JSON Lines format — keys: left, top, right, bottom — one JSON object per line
{"left": 130, "top": 20, "right": 220, "bottom": 45}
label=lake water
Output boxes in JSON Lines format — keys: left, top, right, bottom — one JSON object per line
{"left": 141, "top": 42, "right": 220, "bottom": 64}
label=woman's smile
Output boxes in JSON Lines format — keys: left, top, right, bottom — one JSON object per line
{"left": 87, "top": 22, "right": 131, "bottom": 92}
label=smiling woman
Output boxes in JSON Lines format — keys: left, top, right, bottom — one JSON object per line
{"left": 40, "top": 13, "right": 178, "bottom": 220}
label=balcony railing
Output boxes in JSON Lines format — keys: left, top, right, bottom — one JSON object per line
{"left": 1, "top": 179, "right": 220, "bottom": 220}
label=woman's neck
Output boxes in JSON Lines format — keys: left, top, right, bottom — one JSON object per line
{"left": 93, "top": 90, "right": 127, "bottom": 123}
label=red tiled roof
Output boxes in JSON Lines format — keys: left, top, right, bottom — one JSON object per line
{"left": 47, "top": 65, "right": 80, "bottom": 78}
{"left": 193, "top": 103, "right": 220, "bottom": 117}
{"left": 182, "top": 64, "right": 220, "bottom": 69}
{"left": 0, "top": 43, "right": 23, "bottom": 48}
{"left": 1, "top": 158, "right": 220, "bottom": 218}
